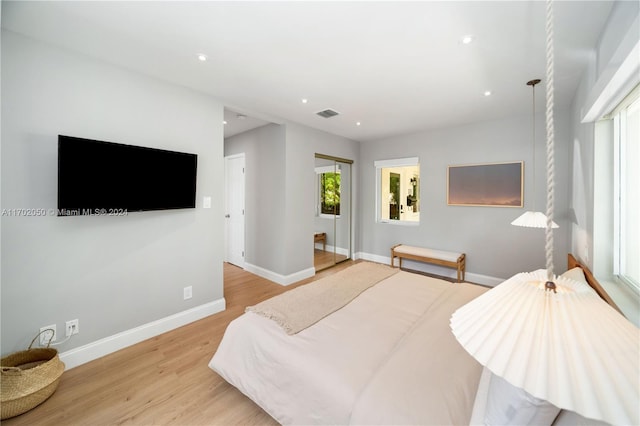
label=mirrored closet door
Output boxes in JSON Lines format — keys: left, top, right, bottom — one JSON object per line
{"left": 314, "top": 154, "right": 352, "bottom": 271}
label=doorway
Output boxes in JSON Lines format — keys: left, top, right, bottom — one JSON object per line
{"left": 314, "top": 153, "right": 353, "bottom": 271}
{"left": 225, "top": 153, "right": 245, "bottom": 268}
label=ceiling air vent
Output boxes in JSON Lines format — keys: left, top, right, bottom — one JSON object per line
{"left": 316, "top": 109, "right": 340, "bottom": 118}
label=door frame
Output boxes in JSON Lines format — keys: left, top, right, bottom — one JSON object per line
{"left": 224, "top": 153, "right": 246, "bottom": 268}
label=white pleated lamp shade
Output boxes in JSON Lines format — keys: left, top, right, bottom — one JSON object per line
{"left": 511, "top": 211, "right": 559, "bottom": 228}
{"left": 450, "top": 269, "right": 639, "bottom": 425}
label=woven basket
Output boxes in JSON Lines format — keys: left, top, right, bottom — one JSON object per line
{"left": 1, "top": 330, "right": 65, "bottom": 420}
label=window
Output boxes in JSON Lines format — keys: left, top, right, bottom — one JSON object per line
{"left": 612, "top": 87, "right": 639, "bottom": 290}
{"left": 316, "top": 166, "right": 340, "bottom": 216}
{"left": 375, "top": 157, "right": 420, "bottom": 224}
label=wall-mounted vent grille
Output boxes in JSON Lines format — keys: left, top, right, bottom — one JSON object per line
{"left": 316, "top": 109, "right": 340, "bottom": 118}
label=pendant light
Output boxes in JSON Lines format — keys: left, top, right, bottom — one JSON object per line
{"left": 511, "top": 79, "right": 558, "bottom": 228}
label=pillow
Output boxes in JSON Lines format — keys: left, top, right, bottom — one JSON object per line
{"left": 469, "top": 367, "right": 491, "bottom": 425}
{"left": 484, "top": 373, "right": 560, "bottom": 426}
{"left": 552, "top": 410, "right": 609, "bottom": 426}
{"left": 560, "top": 267, "right": 588, "bottom": 285}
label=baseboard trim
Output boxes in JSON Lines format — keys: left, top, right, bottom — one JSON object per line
{"left": 465, "top": 272, "right": 504, "bottom": 287}
{"left": 316, "top": 244, "right": 349, "bottom": 257}
{"left": 60, "top": 298, "right": 226, "bottom": 370}
{"left": 244, "top": 262, "right": 315, "bottom": 286}
{"left": 355, "top": 251, "right": 389, "bottom": 265}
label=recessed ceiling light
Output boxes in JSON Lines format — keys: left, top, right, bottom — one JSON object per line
{"left": 197, "top": 54, "right": 207, "bottom": 62}
{"left": 223, "top": 120, "right": 227, "bottom": 125}
{"left": 484, "top": 90, "right": 492, "bottom": 97}
{"left": 461, "top": 35, "right": 474, "bottom": 45}
{"left": 302, "top": 98, "right": 308, "bottom": 104}
{"left": 356, "top": 122, "right": 361, "bottom": 126}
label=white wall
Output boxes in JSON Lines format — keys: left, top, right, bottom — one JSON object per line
{"left": 224, "top": 123, "right": 287, "bottom": 275}
{"left": 227, "top": 110, "right": 573, "bottom": 286}
{"left": 569, "top": 1, "right": 639, "bottom": 323}
{"left": 1, "top": 31, "right": 225, "bottom": 361}
{"left": 359, "top": 112, "right": 572, "bottom": 284}
{"left": 225, "top": 121, "right": 359, "bottom": 283}
{"left": 570, "top": 1, "right": 639, "bottom": 269}
{"left": 284, "top": 123, "right": 359, "bottom": 276}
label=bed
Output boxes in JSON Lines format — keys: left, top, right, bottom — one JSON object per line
{"left": 209, "top": 254, "right": 626, "bottom": 425}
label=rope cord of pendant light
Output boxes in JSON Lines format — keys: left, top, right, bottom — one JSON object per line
{"left": 545, "top": 0, "right": 555, "bottom": 281}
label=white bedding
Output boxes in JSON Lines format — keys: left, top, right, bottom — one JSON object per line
{"left": 209, "top": 269, "right": 488, "bottom": 425}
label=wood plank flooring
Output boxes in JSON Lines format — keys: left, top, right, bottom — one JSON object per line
{"left": 313, "top": 249, "right": 348, "bottom": 272}
{"left": 3, "top": 261, "right": 356, "bottom": 426}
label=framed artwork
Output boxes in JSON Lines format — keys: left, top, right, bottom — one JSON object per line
{"left": 447, "top": 161, "right": 523, "bottom": 207}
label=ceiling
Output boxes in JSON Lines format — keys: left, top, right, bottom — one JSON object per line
{"left": 223, "top": 108, "right": 271, "bottom": 139}
{"left": 2, "top": 1, "right": 614, "bottom": 142}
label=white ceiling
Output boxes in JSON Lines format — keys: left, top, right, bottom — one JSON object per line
{"left": 223, "top": 108, "right": 271, "bottom": 139}
{"left": 2, "top": 1, "right": 614, "bottom": 142}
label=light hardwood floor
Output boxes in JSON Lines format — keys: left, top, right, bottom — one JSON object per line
{"left": 4, "top": 261, "right": 356, "bottom": 426}
{"left": 313, "top": 248, "right": 348, "bottom": 272}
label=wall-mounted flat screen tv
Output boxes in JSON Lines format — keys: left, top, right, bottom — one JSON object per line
{"left": 58, "top": 135, "right": 197, "bottom": 216}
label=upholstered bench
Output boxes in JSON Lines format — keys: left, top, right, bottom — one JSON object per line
{"left": 390, "top": 244, "right": 466, "bottom": 282}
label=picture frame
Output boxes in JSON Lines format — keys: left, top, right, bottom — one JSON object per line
{"left": 447, "top": 161, "right": 523, "bottom": 207}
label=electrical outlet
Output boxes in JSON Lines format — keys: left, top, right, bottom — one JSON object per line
{"left": 39, "top": 325, "right": 57, "bottom": 345}
{"left": 183, "top": 286, "right": 193, "bottom": 300}
{"left": 65, "top": 319, "right": 79, "bottom": 337}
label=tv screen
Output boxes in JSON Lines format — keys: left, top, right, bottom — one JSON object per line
{"left": 58, "top": 135, "right": 197, "bottom": 216}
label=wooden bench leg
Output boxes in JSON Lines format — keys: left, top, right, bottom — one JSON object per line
{"left": 391, "top": 244, "right": 402, "bottom": 268}
{"left": 457, "top": 254, "right": 466, "bottom": 283}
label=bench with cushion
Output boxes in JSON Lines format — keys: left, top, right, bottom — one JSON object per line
{"left": 390, "top": 244, "right": 466, "bottom": 282}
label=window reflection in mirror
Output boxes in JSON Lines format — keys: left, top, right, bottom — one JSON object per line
{"left": 319, "top": 169, "right": 340, "bottom": 216}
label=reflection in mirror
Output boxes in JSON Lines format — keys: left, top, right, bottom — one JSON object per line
{"left": 318, "top": 166, "right": 340, "bottom": 216}
{"left": 314, "top": 154, "right": 352, "bottom": 272}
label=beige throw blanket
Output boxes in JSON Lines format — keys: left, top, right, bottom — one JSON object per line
{"left": 246, "top": 262, "right": 398, "bottom": 334}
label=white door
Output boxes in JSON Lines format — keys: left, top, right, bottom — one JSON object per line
{"left": 225, "top": 154, "right": 245, "bottom": 268}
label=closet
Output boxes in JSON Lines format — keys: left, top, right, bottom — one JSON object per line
{"left": 313, "top": 154, "right": 352, "bottom": 271}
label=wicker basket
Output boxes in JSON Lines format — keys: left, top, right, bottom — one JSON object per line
{"left": 1, "top": 330, "right": 65, "bottom": 420}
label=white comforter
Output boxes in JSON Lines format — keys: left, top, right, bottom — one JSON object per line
{"left": 209, "top": 270, "right": 488, "bottom": 425}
